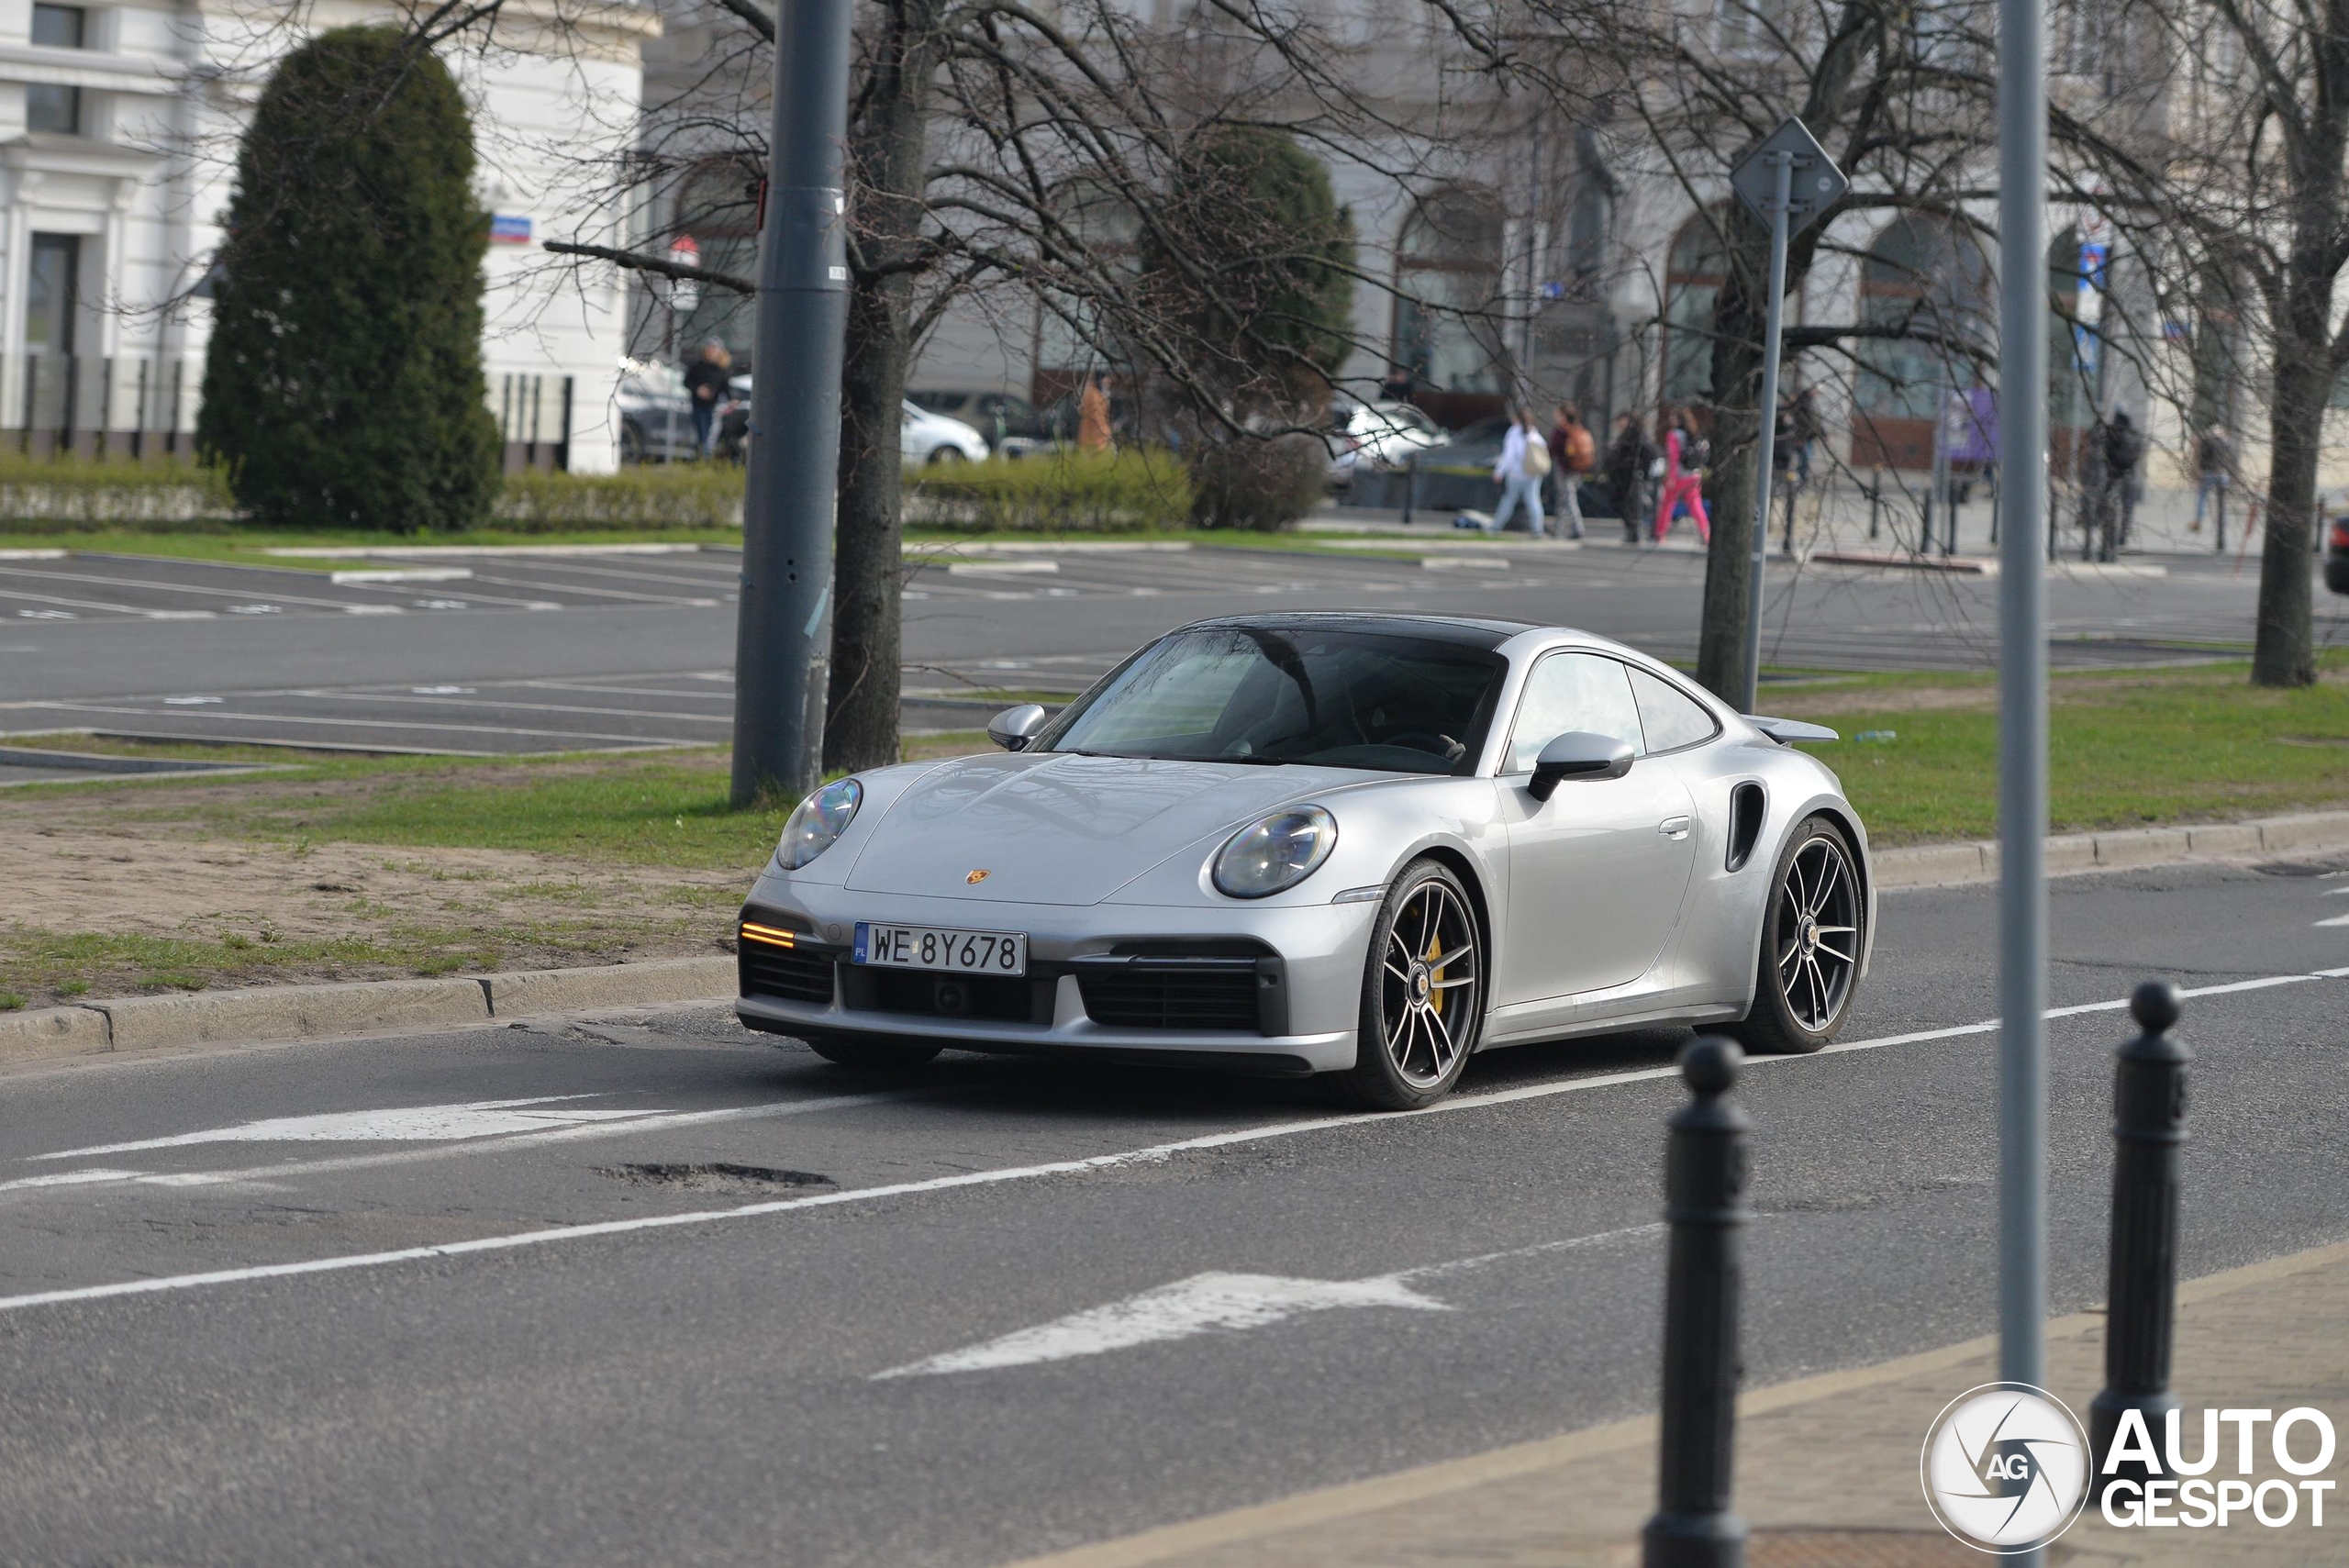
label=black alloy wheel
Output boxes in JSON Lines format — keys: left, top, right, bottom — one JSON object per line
{"left": 1734, "top": 814, "right": 1865, "bottom": 1054}
{"left": 1340, "top": 858, "right": 1485, "bottom": 1109}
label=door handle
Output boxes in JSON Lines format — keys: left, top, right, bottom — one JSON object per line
{"left": 1659, "top": 816, "right": 1692, "bottom": 840}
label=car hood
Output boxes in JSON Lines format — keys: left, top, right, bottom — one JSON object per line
{"left": 841, "top": 752, "right": 1372, "bottom": 906}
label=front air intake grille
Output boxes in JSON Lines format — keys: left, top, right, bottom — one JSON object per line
{"left": 740, "top": 943, "right": 835, "bottom": 1005}
{"left": 1077, "top": 965, "right": 1264, "bottom": 1033}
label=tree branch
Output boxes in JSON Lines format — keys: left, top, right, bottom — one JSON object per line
{"left": 541, "top": 239, "right": 756, "bottom": 295}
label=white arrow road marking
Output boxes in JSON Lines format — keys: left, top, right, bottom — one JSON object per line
{"left": 0, "top": 971, "right": 2342, "bottom": 1318}
{"left": 0, "top": 1088, "right": 938, "bottom": 1195}
{"left": 29, "top": 1096, "right": 661, "bottom": 1160}
{"left": 870, "top": 1225, "right": 1662, "bottom": 1379}
{"left": 875, "top": 1273, "right": 1450, "bottom": 1378}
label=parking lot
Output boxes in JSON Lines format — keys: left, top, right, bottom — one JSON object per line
{"left": 0, "top": 538, "right": 2327, "bottom": 757}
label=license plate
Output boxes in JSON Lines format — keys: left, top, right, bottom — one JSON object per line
{"left": 852, "top": 922, "right": 1028, "bottom": 976}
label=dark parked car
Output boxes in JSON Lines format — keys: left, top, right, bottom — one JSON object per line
{"left": 907, "top": 389, "right": 1051, "bottom": 456}
{"left": 2327, "top": 513, "right": 2349, "bottom": 595}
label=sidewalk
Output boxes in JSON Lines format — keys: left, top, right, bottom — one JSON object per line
{"left": 1006, "top": 1239, "right": 2349, "bottom": 1567}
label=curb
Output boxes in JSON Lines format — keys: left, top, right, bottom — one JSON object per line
{"left": 5, "top": 811, "right": 2343, "bottom": 1067}
{"left": 1872, "top": 807, "right": 2349, "bottom": 888}
{"left": 0, "top": 955, "right": 735, "bottom": 1068}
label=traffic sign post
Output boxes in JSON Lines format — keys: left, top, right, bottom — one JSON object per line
{"left": 1729, "top": 118, "right": 1846, "bottom": 714}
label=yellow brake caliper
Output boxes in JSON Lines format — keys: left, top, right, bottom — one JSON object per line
{"left": 1425, "top": 926, "right": 1443, "bottom": 1017}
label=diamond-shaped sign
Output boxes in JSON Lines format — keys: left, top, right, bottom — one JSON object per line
{"left": 1730, "top": 117, "right": 1847, "bottom": 235}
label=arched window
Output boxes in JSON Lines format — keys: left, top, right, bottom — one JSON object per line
{"left": 1391, "top": 188, "right": 1506, "bottom": 398}
{"left": 667, "top": 161, "right": 762, "bottom": 360}
{"left": 1661, "top": 210, "right": 1730, "bottom": 408}
{"left": 1851, "top": 215, "right": 1992, "bottom": 468}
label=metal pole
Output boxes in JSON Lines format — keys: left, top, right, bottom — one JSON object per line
{"left": 1741, "top": 152, "right": 1794, "bottom": 715}
{"left": 2090, "top": 982, "right": 2189, "bottom": 1500}
{"left": 729, "top": 0, "right": 852, "bottom": 806}
{"left": 1642, "top": 1037, "right": 1750, "bottom": 1568}
{"left": 1997, "top": 0, "right": 2051, "bottom": 1561}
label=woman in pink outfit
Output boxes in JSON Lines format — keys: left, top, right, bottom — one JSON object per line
{"left": 1652, "top": 408, "right": 1711, "bottom": 543}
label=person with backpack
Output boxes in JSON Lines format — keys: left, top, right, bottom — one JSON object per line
{"left": 2100, "top": 406, "right": 2144, "bottom": 559}
{"left": 1653, "top": 406, "right": 1712, "bottom": 544}
{"left": 1491, "top": 405, "right": 1549, "bottom": 534}
{"left": 1608, "top": 412, "right": 1655, "bottom": 545}
{"left": 1545, "top": 403, "right": 1596, "bottom": 541}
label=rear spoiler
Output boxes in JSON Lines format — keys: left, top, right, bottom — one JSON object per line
{"left": 1747, "top": 716, "right": 1839, "bottom": 746}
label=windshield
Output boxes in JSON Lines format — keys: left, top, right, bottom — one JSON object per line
{"left": 1040, "top": 627, "right": 1506, "bottom": 774}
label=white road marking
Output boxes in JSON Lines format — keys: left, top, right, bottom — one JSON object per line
{"left": 30, "top": 1095, "right": 660, "bottom": 1160}
{"left": 17, "top": 701, "right": 694, "bottom": 750}
{"left": 872, "top": 1224, "right": 1659, "bottom": 1379}
{"left": 2316, "top": 913, "right": 2349, "bottom": 928}
{"left": 0, "top": 1089, "right": 934, "bottom": 1195}
{"left": 0, "top": 972, "right": 2341, "bottom": 1317}
{"left": 875, "top": 1273, "right": 1451, "bottom": 1378}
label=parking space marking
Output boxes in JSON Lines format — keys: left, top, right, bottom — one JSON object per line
{"left": 1, "top": 970, "right": 2340, "bottom": 1316}
{"left": 9, "top": 700, "right": 699, "bottom": 751}
{"left": 289, "top": 689, "right": 733, "bottom": 727}
{"left": 457, "top": 570, "right": 719, "bottom": 606}
{"left": 0, "top": 584, "right": 214, "bottom": 619}
{"left": 0, "top": 563, "right": 396, "bottom": 615}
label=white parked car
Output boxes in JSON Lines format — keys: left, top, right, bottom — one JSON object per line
{"left": 615, "top": 361, "right": 698, "bottom": 463}
{"left": 1330, "top": 400, "right": 1447, "bottom": 483}
{"left": 902, "top": 400, "right": 990, "bottom": 465}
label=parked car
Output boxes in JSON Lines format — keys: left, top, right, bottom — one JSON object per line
{"left": 734, "top": 612, "right": 1872, "bottom": 1108}
{"left": 908, "top": 389, "right": 1051, "bottom": 457}
{"left": 1328, "top": 399, "right": 1448, "bottom": 484}
{"left": 901, "top": 400, "right": 990, "bottom": 464}
{"left": 616, "top": 361, "right": 698, "bottom": 463}
{"left": 2328, "top": 512, "right": 2349, "bottom": 595}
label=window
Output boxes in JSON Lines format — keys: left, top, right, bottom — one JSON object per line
{"left": 1663, "top": 212, "right": 1730, "bottom": 407}
{"left": 31, "top": 5, "right": 85, "bottom": 47}
{"left": 1629, "top": 667, "right": 1720, "bottom": 753}
{"left": 1393, "top": 188, "right": 1508, "bottom": 394}
{"left": 23, "top": 234, "right": 77, "bottom": 356}
{"left": 1506, "top": 652, "right": 1644, "bottom": 773}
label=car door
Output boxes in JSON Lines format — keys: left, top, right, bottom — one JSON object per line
{"left": 1495, "top": 651, "right": 1698, "bottom": 1006}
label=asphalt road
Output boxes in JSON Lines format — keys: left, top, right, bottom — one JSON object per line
{"left": 0, "top": 856, "right": 2343, "bottom": 1566}
{"left": 3, "top": 539, "right": 2335, "bottom": 754}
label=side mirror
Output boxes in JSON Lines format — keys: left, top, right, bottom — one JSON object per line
{"left": 1528, "top": 730, "right": 1635, "bottom": 800}
{"left": 987, "top": 703, "right": 1050, "bottom": 752}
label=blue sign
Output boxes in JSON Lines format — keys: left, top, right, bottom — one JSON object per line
{"left": 489, "top": 215, "right": 532, "bottom": 245}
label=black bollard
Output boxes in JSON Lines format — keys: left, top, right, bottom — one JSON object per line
{"left": 1642, "top": 1037, "right": 1750, "bottom": 1568}
{"left": 2089, "top": 982, "right": 2190, "bottom": 1498}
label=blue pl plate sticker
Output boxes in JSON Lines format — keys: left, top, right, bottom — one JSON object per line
{"left": 852, "top": 922, "right": 870, "bottom": 963}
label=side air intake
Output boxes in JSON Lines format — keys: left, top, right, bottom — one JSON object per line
{"left": 1726, "top": 783, "right": 1766, "bottom": 873}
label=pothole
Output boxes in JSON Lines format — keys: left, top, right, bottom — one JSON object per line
{"left": 598, "top": 1162, "right": 836, "bottom": 1192}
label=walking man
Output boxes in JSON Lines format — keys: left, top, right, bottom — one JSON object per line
{"left": 683, "top": 339, "right": 732, "bottom": 458}
{"left": 2192, "top": 423, "right": 2231, "bottom": 534}
{"left": 1491, "top": 406, "right": 1549, "bottom": 535}
{"left": 2100, "top": 406, "right": 2143, "bottom": 560}
{"left": 1608, "top": 412, "right": 1654, "bottom": 545}
{"left": 1546, "top": 403, "right": 1595, "bottom": 540}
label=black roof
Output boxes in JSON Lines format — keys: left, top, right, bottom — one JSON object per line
{"left": 1174, "top": 611, "right": 1536, "bottom": 651}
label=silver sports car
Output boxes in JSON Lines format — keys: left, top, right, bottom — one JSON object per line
{"left": 736, "top": 613, "right": 1873, "bottom": 1109}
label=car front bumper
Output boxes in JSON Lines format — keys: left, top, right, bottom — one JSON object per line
{"left": 733, "top": 879, "right": 1376, "bottom": 1074}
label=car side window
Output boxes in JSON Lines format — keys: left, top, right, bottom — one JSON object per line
{"left": 1628, "top": 666, "right": 1721, "bottom": 753}
{"left": 1506, "top": 652, "right": 1645, "bottom": 772}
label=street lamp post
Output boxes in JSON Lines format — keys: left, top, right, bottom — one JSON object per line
{"left": 729, "top": 0, "right": 853, "bottom": 806}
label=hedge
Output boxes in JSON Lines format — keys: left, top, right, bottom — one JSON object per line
{"left": 905, "top": 449, "right": 1191, "bottom": 532}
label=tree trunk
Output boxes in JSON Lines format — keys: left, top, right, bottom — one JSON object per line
{"left": 2253, "top": 260, "right": 2325, "bottom": 688}
{"left": 825, "top": 0, "right": 943, "bottom": 772}
{"left": 1695, "top": 225, "right": 1769, "bottom": 705}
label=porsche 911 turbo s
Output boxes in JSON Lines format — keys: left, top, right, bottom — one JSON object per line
{"left": 735, "top": 613, "right": 1874, "bottom": 1109}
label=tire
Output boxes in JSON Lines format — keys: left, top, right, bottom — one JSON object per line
{"left": 1732, "top": 815, "right": 1865, "bottom": 1054}
{"left": 928, "top": 445, "right": 966, "bottom": 465}
{"left": 801, "top": 1032, "right": 942, "bottom": 1070}
{"left": 619, "top": 420, "right": 646, "bottom": 465}
{"left": 1337, "top": 858, "right": 1485, "bottom": 1109}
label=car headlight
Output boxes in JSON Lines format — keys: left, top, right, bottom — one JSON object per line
{"left": 1212, "top": 806, "right": 1338, "bottom": 899}
{"left": 777, "top": 778, "right": 862, "bottom": 870}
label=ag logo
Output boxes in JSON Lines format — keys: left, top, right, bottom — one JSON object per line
{"left": 1920, "top": 1382, "right": 2091, "bottom": 1553}
{"left": 965, "top": 869, "right": 990, "bottom": 884}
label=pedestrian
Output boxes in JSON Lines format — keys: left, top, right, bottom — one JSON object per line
{"left": 1491, "top": 405, "right": 1549, "bottom": 535}
{"left": 2101, "top": 406, "right": 2144, "bottom": 559}
{"left": 1608, "top": 412, "right": 1655, "bottom": 545}
{"left": 683, "top": 339, "right": 732, "bottom": 458}
{"left": 2192, "top": 423, "right": 2232, "bottom": 533}
{"left": 1546, "top": 402, "right": 1595, "bottom": 540}
{"left": 1653, "top": 407, "right": 1712, "bottom": 544}
{"left": 1788, "top": 385, "right": 1820, "bottom": 486}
